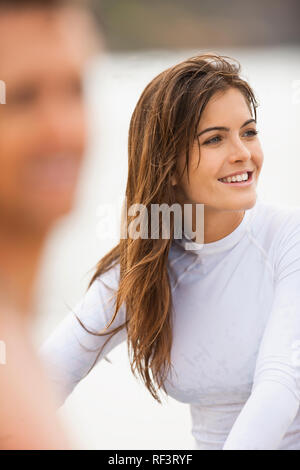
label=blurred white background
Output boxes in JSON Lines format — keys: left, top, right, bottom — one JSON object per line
{"left": 32, "top": 46, "right": 300, "bottom": 449}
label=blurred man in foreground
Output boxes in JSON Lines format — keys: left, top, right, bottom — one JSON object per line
{"left": 0, "top": 0, "right": 101, "bottom": 449}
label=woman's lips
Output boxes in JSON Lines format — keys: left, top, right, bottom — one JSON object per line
{"left": 218, "top": 171, "right": 254, "bottom": 186}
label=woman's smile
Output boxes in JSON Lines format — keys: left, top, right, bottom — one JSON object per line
{"left": 218, "top": 170, "right": 254, "bottom": 186}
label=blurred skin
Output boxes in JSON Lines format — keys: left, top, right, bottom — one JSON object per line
{"left": 171, "top": 87, "right": 264, "bottom": 243}
{"left": 0, "top": 4, "right": 100, "bottom": 449}
{"left": 0, "top": 5, "right": 98, "bottom": 312}
{"left": 0, "top": 306, "right": 72, "bottom": 449}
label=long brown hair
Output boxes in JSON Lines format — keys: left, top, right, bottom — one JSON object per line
{"left": 77, "top": 53, "right": 258, "bottom": 403}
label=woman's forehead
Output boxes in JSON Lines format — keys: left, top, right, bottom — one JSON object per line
{"left": 198, "top": 88, "right": 252, "bottom": 128}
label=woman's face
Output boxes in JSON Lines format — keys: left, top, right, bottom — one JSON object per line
{"left": 172, "top": 87, "right": 264, "bottom": 211}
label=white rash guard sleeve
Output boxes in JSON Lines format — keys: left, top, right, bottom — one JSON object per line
{"left": 223, "top": 211, "right": 300, "bottom": 450}
{"left": 39, "top": 268, "right": 127, "bottom": 408}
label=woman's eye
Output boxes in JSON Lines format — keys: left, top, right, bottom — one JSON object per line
{"left": 203, "top": 129, "right": 259, "bottom": 145}
{"left": 203, "top": 135, "right": 222, "bottom": 145}
{"left": 244, "top": 129, "right": 259, "bottom": 137}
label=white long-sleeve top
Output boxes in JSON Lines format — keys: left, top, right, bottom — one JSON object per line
{"left": 39, "top": 195, "right": 300, "bottom": 450}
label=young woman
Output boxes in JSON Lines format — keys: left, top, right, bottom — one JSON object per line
{"left": 40, "top": 53, "right": 300, "bottom": 450}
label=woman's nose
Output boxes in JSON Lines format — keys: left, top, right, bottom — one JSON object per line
{"left": 228, "top": 136, "right": 251, "bottom": 162}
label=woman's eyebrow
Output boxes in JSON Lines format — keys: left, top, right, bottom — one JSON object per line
{"left": 197, "top": 118, "right": 256, "bottom": 137}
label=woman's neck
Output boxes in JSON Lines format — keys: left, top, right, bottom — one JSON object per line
{"left": 184, "top": 203, "right": 245, "bottom": 244}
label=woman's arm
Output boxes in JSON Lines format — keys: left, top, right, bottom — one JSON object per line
{"left": 223, "top": 210, "right": 300, "bottom": 450}
{"left": 223, "top": 382, "right": 299, "bottom": 450}
{"left": 39, "top": 267, "right": 127, "bottom": 408}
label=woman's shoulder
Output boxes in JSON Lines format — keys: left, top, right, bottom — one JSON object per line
{"left": 250, "top": 196, "right": 300, "bottom": 241}
{"left": 256, "top": 196, "right": 300, "bottom": 215}
{"left": 74, "top": 261, "right": 124, "bottom": 332}
{"left": 251, "top": 198, "right": 300, "bottom": 280}
{"left": 92, "top": 261, "right": 121, "bottom": 292}
{"left": 76, "top": 261, "right": 121, "bottom": 319}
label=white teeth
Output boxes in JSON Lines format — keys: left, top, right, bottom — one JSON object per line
{"left": 219, "top": 172, "right": 249, "bottom": 183}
